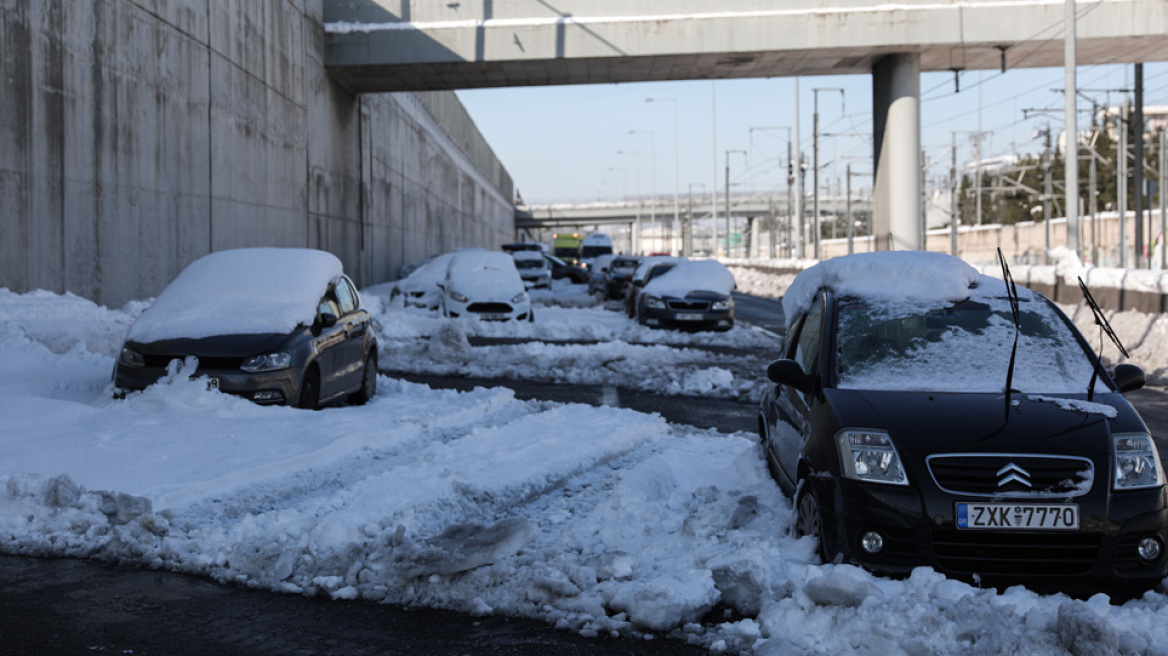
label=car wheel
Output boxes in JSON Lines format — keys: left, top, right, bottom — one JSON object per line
{"left": 348, "top": 351, "right": 377, "bottom": 405}
{"left": 297, "top": 366, "right": 320, "bottom": 411}
{"left": 796, "top": 484, "right": 835, "bottom": 563}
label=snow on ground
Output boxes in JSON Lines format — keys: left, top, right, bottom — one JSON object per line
{"left": 6, "top": 278, "right": 1168, "bottom": 654}
{"left": 365, "top": 278, "right": 779, "bottom": 401}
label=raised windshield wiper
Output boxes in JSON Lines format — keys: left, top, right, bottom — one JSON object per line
{"left": 997, "top": 249, "right": 1022, "bottom": 417}
{"left": 1078, "top": 276, "right": 1129, "bottom": 401}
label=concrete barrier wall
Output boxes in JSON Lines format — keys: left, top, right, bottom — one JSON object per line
{"left": 0, "top": 0, "right": 513, "bottom": 307}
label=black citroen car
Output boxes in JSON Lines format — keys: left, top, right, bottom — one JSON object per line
{"left": 759, "top": 251, "right": 1168, "bottom": 594}
{"left": 113, "top": 248, "right": 377, "bottom": 410}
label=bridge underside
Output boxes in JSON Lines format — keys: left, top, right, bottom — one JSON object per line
{"left": 327, "top": 39, "right": 1168, "bottom": 93}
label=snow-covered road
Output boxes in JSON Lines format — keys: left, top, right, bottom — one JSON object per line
{"left": 4, "top": 282, "right": 1168, "bottom": 655}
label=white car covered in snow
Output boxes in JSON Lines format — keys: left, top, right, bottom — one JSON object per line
{"left": 439, "top": 251, "right": 533, "bottom": 321}
{"left": 390, "top": 249, "right": 484, "bottom": 309}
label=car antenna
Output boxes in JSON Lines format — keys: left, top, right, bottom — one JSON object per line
{"left": 997, "top": 248, "right": 1022, "bottom": 417}
{"left": 1077, "top": 276, "right": 1129, "bottom": 402}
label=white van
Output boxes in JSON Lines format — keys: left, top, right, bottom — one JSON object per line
{"left": 580, "top": 233, "right": 614, "bottom": 270}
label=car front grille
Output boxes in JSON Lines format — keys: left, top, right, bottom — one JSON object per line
{"left": 932, "top": 530, "right": 1100, "bottom": 576}
{"left": 666, "top": 300, "right": 711, "bottom": 311}
{"left": 927, "top": 454, "right": 1094, "bottom": 497}
{"left": 142, "top": 354, "right": 245, "bottom": 370}
{"left": 467, "top": 302, "right": 513, "bottom": 314}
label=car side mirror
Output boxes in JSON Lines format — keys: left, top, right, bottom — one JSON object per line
{"left": 1113, "top": 363, "right": 1146, "bottom": 393}
{"left": 767, "top": 359, "right": 812, "bottom": 392}
{"left": 318, "top": 312, "right": 339, "bottom": 329}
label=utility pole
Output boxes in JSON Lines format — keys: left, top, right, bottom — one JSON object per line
{"left": 1134, "top": 64, "right": 1145, "bottom": 266}
{"left": 1119, "top": 103, "right": 1128, "bottom": 268}
{"left": 951, "top": 132, "right": 959, "bottom": 256}
{"left": 1065, "top": 0, "right": 1080, "bottom": 256}
{"left": 847, "top": 163, "right": 854, "bottom": 254}
{"left": 1160, "top": 128, "right": 1167, "bottom": 269}
{"left": 787, "top": 144, "right": 795, "bottom": 258}
{"left": 812, "top": 88, "right": 845, "bottom": 258}
{"left": 1044, "top": 144, "right": 1053, "bottom": 263}
{"left": 793, "top": 78, "right": 802, "bottom": 259}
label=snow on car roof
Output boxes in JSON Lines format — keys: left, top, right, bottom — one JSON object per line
{"left": 642, "top": 259, "right": 735, "bottom": 297}
{"left": 782, "top": 251, "right": 981, "bottom": 329}
{"left": 128, "top": 248, "right": 343, "bottom": 342}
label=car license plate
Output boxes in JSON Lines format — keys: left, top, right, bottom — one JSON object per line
{"left": 206, "top": 377, "right": 220, "bottom": 391}
{"left": 479, "top": 313, "right": 507, "bottom": 321}
{"left": 956, "top": 503, "right": 1079, "bottom": 530}
{"left": 675, "top": 313, "right": 704, "bottom": 321}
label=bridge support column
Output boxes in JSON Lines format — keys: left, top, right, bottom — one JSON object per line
{"left": 872, "top": 53, "right": 922, "bottom": 251}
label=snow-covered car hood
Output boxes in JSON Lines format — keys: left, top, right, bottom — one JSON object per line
{"left": 642, "top": 260, "right": 735, "bottom": 298}
{"left": 128, "top": 248, "right": 342, "bottom": 343}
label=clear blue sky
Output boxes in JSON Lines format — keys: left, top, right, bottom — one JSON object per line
{"left": 456, "top": 62, "right": 1168, "bottom": 206}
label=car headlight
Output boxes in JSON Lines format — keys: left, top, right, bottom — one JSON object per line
{"left": 837, "top": 429, "right": 908, "bottom": 486}
{"left": 511, "top": 291, "right": 528, "bottom": 304}
{"left": 712, "top": 298, "right": 732, "bottom": 311}
{"left": 1114, "top": 433, "right": 1165, "bottom": 490}
{"left": 241, "top": 352, "right": 292, "bottom": 373}
{"left": 448, "top": 290, "right": 469, "bottom": 303}
{"left": 118, "top": 346, "right": 145, "bottom": 368}
{"left": 644, "top": 296, "right": 666, "bottom": 309}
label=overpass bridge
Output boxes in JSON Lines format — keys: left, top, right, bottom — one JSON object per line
{"left": 515, "top": 195, "right": 873, "bottom": 257}
{"left": 324, "top": 1, "right": 1168, "bottom": 255}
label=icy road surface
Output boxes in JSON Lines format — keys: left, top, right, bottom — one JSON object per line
{"left": 4, "top": 283, "right": 1168, "bottom": 655}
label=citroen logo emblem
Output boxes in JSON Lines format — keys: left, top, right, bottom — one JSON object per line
{"left": 997, "top": 462, "right": 1032, "bottom": 488}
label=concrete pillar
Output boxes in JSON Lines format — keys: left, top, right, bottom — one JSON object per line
{"left": 872, "top": 53, "right": 922, "bottom": 251}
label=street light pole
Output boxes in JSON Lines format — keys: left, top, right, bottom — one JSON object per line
{"left": 646, "top": 98, "right": 680, "bottom": 255}
{"left": 724, "top": 149, "right": 746, "bottom": 258}
{"left": 749, "top": 125, "right": 793, "bottom": 260}
{"left": 616, "top": 149, "right": 641, "bottom": 253}
{"left": 630, "top": 130, "right": 657, "bottom": 252}
{"left": 687, "top": 183, "right": 706, "bottom": 257}
{"left": 812, "top": 87, "right": 845, "bottom": 259}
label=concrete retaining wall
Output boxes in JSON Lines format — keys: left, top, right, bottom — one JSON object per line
{"left": 0, "top": 0, "right": 513, "bottom": 307}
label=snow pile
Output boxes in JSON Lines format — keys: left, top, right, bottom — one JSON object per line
{"left": 128, "top": 248, "right": 343, "bottom": 342}
{"left": 381, "top": 336, "right": 762, "bottom": 400}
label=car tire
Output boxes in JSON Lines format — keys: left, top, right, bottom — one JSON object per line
{"left": 297, "top": 366, "right": 320, "bottom": 411}
{"left": 796, "top": 484, "right": 835, "bottom": 564}
{"left": 348, "top": 351, "right": 377, "bottom": 405}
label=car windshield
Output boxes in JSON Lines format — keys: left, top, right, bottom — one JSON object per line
{"left": 834, "top": 295, "right": 1104, "bottom": 394}
{"left": 515, "top": 259, "right": 545, "bottom": 270}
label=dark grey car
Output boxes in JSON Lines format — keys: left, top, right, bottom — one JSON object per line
{"left": 113, "top": 248, "right": 377, "bottom": 410}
